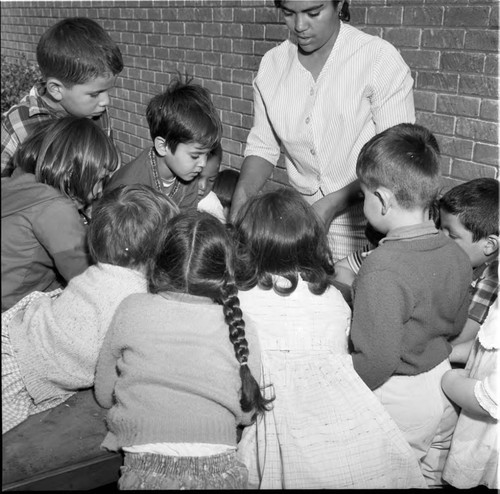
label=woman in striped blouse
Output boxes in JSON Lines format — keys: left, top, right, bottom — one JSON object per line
{"left": 230, "top": 0, "right": 415, "bottom": 261}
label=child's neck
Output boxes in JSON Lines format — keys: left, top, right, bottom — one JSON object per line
{"left": 40, "top": 92, "right": 68, "bottom": 115}
{"left": 386, "top": 208, "right": 430, "bottom": 233}
{"left": 155, "top": 155, "right": 175, "bottom": 182}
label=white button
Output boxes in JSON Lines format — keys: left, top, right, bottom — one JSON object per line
{"left": 310, "top": 149, "right": 316, "bottom": 155}
{"left": 305, "top": 117, "right": 310, "bottom": 124}
{"left": 310, "top": 88, "right": 314, "bottom": 95}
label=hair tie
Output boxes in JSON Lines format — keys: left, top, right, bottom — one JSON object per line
{"left": 240, "top": 361, "right": 248, "bottom": 367}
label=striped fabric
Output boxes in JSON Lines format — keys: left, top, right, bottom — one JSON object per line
{"left": 1, "top": 289, "right": 64, "bottom": 434}
{"left": 245, "top": 22, "right": 415, "bottom": 260}
{"left": 469, "top": 259, "right": 498, "bottom": 325}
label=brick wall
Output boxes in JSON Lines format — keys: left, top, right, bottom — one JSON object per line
{"left": 1, "top": 0, "right": 498, "bottom": 190}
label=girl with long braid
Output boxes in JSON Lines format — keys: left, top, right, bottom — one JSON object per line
{"left": 94, "top": 210, "right": 271, "bottom": 490}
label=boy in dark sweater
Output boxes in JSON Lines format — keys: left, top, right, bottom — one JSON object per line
{"left": 349, "top": 123, "right": 472, "bottom": 487}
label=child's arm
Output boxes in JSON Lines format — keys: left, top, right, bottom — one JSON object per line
{"left": 450, "top": 317, "right": 480, "bottom": 347}
{"left": 94, "top": 310, "right": 123, "bottom": 409}
{"left": 449, "top": 339, "right": 474, "bottom": 364}
{"left": 441, "top": 369, "right": 497, "bottom": 419}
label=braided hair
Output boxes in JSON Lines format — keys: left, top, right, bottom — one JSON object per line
{"left": 149, "top": 210, "right": 272, "bottom": 417}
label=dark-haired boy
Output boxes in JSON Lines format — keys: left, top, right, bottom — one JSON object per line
{"left": 106, "top": 78, "right": 222, "bottom": 211}
{"left": 349, "top": 123, "right": 472, "bottom": 487}
{"left": 439, "top": 178, "right": 499, "bottom": 361}
{"left": 1, "top": 17, "right": 123, "bottom": 176}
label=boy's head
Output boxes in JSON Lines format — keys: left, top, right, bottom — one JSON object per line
{"left": 146, "top": 78, "right": 223, "bottom": 182}
{"left": 197, "top": 144, "right": 223, "bottom": 199}
{"left": 439, "top": 178, "right": 499, "bottom": 268}
{"left": 356, "top": 123, "right": 441, "bottom": 233}
{"left": 37, "top": 17, "right": 123, "bottom": 118}
{"left": 88, "top": 184, "right": 179, "bottom": 271}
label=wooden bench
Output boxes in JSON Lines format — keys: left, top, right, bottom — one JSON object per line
{"left": 2, "top": 389, "right": 122, "bottom": 491}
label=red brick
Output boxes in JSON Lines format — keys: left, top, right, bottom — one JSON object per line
{"left": 384, "top": 27, "right": 420, "bottom": 48}
{"left": 444, "top": 6, "right": 490, "bottom": 27}
{"left": 451, "top": 160, "right": 498, "bottom": 181}
{"left": 367, "top": 7, "right": 403, "bottom": 25}
{"left": 437, "top": 95, "right": 480, "bottom": 118}
{"left": 438, "top": 136, "right": 474, "bottom": 161}
{"left": 465, "top": 29, "right": 498, "bottom": 52}
{"left": 401, "top": 49, "right": 439, "bottom": 69}
{"left": 421, "top": 29, "right": 465, "bottom": 49}
{"left": 456, "top": 118, "right": 498, "bottom": 145}
{"left": 416, "top": 72, "right": 458, "bottom": 92}
{"left": 473, "top": 143, "right": 500, "bottom": 167}
{"left": 403, "top": 7, "right": 444, "bottom": 26}
{"left": 416, "top": 111, "right": 455, "bottom": 135}
{"left": 480, "top": 99, "right": 498, "bottom": 122}
{"left": 413, "top": 90, "right": 437, "bottom": 112}
{"left": 441, "top": 52, "right": 485, "bottom": 73}
{"left": 459, "top": 75, "right": 499, "bottom": 99}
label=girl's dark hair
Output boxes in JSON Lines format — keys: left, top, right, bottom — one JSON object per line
{"left": 34, "top": 116, "right": 119, "bottom": 207}
{"left": 10, "top": 120, "right": 54, "bottom": 175}
{"left": 234, "top": 187, "right": 335, "bottom": 296}
{"left": 274, "top": 0, "right": 350, "bottom": 22}
{"left": 149, "top": 210, "right": 272, "bottom": 418}
{"left": 88, "top": 184, "right": 179, "bottom": 270}
{"left": 213, "top": 168, "right": 240, "bottom": 210}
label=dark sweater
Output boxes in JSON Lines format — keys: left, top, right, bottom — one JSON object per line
{"left": 350, "top": 224, "right": 472, "bottom": 390}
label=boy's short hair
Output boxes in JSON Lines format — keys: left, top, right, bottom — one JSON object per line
{"left": 213, "top": 168, "right": 240, "bottom": 209}
{"left": 356, "top": 123, "right": 441, "bottom": 210}
{"left": 36, "top": 17, "right": 123, "bottom": 86}
{"left": 439, "top": 178, "right": 499, "bottom": 242}
{"left": 146, "top": 78, "right": 222, "bottom": 153}
{"left": 88, "top": 184, "right": 180, "bottom": 269}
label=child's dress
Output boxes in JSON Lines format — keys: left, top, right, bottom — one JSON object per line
{"left": 236, "top": 276, "right": 427, "bottom": 489}
{"left": 442, "top": 299, "right": 499, "bottom": 489}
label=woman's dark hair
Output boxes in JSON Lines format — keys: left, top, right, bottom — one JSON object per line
{"left": 233, "top": 187, "right": 335, "bottom": 296}
{"left": 274, "top": 0, "right": 350, "bottom": 22}
{"left": 149, "top": 210, "right": 272, "bottom": 418}
{"left": 88, "top": 184, "right": 179, "bottom": 270}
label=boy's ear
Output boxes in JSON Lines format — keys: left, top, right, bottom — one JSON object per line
{"left": 45, "top": 78, "right": 65, "bottom": 102}
{"left": 375, "top": 186, "right": 394, "bottom": 216}
{"left": 484, "top": 234, "right": 499, "bottom": 257}
{"left": 153, "top": 137, "right": 169, "bottom": 157}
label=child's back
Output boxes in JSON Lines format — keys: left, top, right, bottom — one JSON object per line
{"left": 349, "top": 123, "right": 472, "bottom": 487}
{"left": 234, "top": 187, "right": 426, "bottom": 489}
{"left": 1, "top": 184, "right": 178, "bottom": 434}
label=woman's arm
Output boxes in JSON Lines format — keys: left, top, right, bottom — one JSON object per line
{"left": 311, "top": 179, "right": 363, "bottom": 230}
{"left": 441, "top": 369, "right": 492, "bottom": 419}
{"left": 449, "top": 339, "right": 474, "bottom": 365}
{"left": 229, "top": 155, "right": 274, "bottom": 223}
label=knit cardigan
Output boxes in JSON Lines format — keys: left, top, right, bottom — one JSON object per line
{"left": 350, "top": 226, "right": 472, "bottom": 390}
{"left": 8, "top": 263, "right": 148, "bottom": 404}
{"left": 95, "top": 291, "right": 262, "bottom": 451}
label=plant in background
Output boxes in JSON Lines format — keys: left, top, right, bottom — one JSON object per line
{"left": 1, "top": 54, "right": 42, "bottom": 115}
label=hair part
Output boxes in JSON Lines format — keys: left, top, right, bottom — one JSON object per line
{"left": 146, "top": 77, "right": 222, "bottom": 153}
{"left": 150, "top": 210, "right": 272, "bottom": 418}
{"left": 439, "top": 178, "right": 499, "bottom": 242}
{"left": 356, "top": 123, "right": 441, "bottom": 210}
{"left": 36, "top": 17, "right": 123, "bottom": 85}
{"left": 34, "top": 116, "right": 119, "bottom": 206}
{"left": 88, "top": 184, "right": 179, "bottom": 270}
{"left": 234, "top": 187, "right": 335, "bottom": 296}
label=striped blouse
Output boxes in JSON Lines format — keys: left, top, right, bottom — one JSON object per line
{"left": 245, "top": 22, "right": 416, "bottom": 197}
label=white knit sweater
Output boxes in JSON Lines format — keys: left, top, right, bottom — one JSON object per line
{"left": 8, "top": 263, "right": 148, "bottom": 404}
